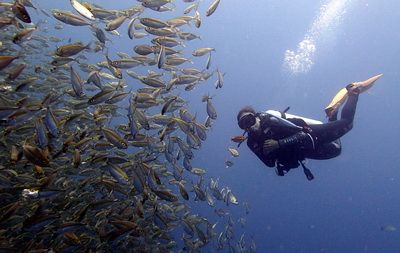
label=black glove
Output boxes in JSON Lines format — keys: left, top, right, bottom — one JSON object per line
{"left": 263, "top": 139, "right": 280, "bottom": 156}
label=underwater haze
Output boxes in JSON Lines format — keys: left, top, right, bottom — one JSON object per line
{"left": 1, "top": 0, "right": 400, "bottom": 252}
{"left": 205, "top": 0, "right": 400, "bottom": 252}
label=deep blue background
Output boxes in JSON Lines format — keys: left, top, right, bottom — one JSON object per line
{"left": 199, "top": 1, "right": 400, "bottom": 252}
{"left": 34, "top": 0, "right": 400, "bottom": 252}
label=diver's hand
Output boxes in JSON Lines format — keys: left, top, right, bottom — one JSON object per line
{"left": 263, "top": 139, "right": 280, "bottom": 156}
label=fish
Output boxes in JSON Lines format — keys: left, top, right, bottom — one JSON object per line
{"left": 51, "top": 57, "right": 79, "bottom": 66}
{"left": 0, "top": 55, "right": 20, "bottom": 71}
{"left": 52, "top": 10, "right": 92, "bottom": 26}
{"left": 194, "top": 11, "right": 201, "bottom": 28}
{"left": 231, "top": 135, "right": 247, "bottom": 143}
{"left": 165, "top": 56, "right": 192, "bottom": 66}
{"left": 192, "top": 47, "right": 215, "bottom": 57}
{"left": 12, "top": 1, "right": 31, "bottom": 23}
{"left": 173, "top": 180, "right": 189, "bottom": 200}
{"left": 140, "top": 17, "right": 169, "bottom": 29}
{"left": 205, "top": 190, "right": 216, "bottom": 207}
{"left": 190, "top": 167, "right": 206, "bottom": 176}
{"left": 108, "top": 57, "right": 143, "bottom": 69}
{"left": 184, "top": 2, "right": 198, "bottom": 14}
{"left": 88, "top": 87, "right": 115, "bottom": 105}
{"left": 179, "top": 32, "right": 201, "bottom": 41}
{"left": 108, "top": 164, "right": 129, "bottom": 184}
{"left": 6, "top": 63, "right": 26, "bottom": 80}
{"left": 225, "top": 188, "right": 238, "bottom": 205}
{"left": 23, "top": 144, "right": 50, "bottom": 167}
{"left": 194, "top": 122, "right": 207, "bottom": 141}
{"left": 70, "top": 65, "right": 84, "bottom": 97}
{"left": 161, "top": 96, "right": 177, "bottom": 115}
{"left": 206, "top": 0, "right": 221, "bottom": 17}
{"left": 44, "top": 108, "right": 59, "bottom": 137}
{"left": 102, "top": 127, "right": 128, "bottom": 149}
{"left": 381, "top": 225, "right": 397, "bottom": 232}
{"left": 127, "top": 18, "right": 137, "bottom": 39}
{"left": 56, "top": 42, "right": 90, "bottom": 57}
{"left": 70, "top": 0, "right": 95, "bottom": 20}
{"left": 141, "top": 0, "right": 172, "bottom": 8}
{"left": 228, "top": 147, "right": 239, "bottom": 157}
{"left": 10, "top": 145, "right": 22, "bottom": 163}
{"left": 34, "top": 118, "right": 48, "bottom": 148}
{"left": 167, "top": 18, "right": 189, "bottom": 28}
{"left": 108, "top": 64, "right": 123, "bottom": 79}
{"left": 134, "top": 45, "right": 154, "bottom": 55}
{"left": 0, "top": 1, "right": 255, "bottom": 251}
{"left": 154, "top": 189, "right": 178, "bottom": 202}
{"left": 91, "top": 25, "right": 108, "bottom": 44}
{"left": 138, "top": 76, "right": 166, "bottom": 88}
{"left": 13, "top": 27, "right": 37, "bottom": 44}
{"left": 73, "top": 149, "right": 81, "bottom": 168}
{"left": 151, "top": 36, "right": 183, "bottom": 47}
{"left": 106, "top": 91, "right": 130, "bottom": 104}
{"left": 214, "top": 69, "right": 225, "bottom": 89}
{"left": 105, "top": 15, "right": 128, "bottom": 31}
{"left": 157, "top": 45, "right": 166, "bottom": 69}
{"left": 145, "top": 26, "right": 177, "bottom": 37}
{"left": 193, "top": 184, "right": 206, "bottom": 201}
{"left": 225, "top": 160, "right": 234, "bottom": 168}
{"left": 203, "top": 95, "right": 217, "bottom": 120}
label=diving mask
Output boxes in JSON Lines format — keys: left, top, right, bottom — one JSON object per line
{"left": 238, "top": 113, "right": 256, "bottom": 129}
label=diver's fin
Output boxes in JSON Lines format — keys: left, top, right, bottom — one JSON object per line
{"left": 350, "top": 73, "right": 383, "bottom": 93}
{"left": 324, "top": 88, "right": 348, "bottom": 119}
{"left": 324, "top": 74, "right": 383, "bottom": 118}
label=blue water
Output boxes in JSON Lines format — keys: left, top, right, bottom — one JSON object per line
{"left": 201, "top": 1, "right": 400, "bottom": 252}
{"left": 26, "top": 0, "right": 400, "bottom": 252}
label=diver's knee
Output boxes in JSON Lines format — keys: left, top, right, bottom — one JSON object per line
{"left": 329, "top": 141, "right": 341, "bottom": 157}
{"left": 334, "top": 146, "right": 342, "bottom": 157}
{"left": 347, "top": 122, "right": 354, "bottom": 131}
{"left": 332, "top": 143, "right": 341, "bottom": 157}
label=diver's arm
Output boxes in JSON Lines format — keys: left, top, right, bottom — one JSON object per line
{"left": 278, "top": 131, "right": 315, "bottom": 150}
{"left": 247, "top": 137, "right": 276, "bottom": 167}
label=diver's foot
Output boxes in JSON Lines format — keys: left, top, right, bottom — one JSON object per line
{"left": 325, "top": 107, "right": 338, "bottom": 120}
{"left": 346, "top": 83, "right": 361, "bottom": 95}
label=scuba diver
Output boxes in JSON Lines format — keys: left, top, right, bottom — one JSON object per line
{"left": 237, "top": 74, "right": 383, "bottom": 180}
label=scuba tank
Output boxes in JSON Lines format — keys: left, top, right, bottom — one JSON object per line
{"left": 265, "top": 109, "right": 323, "bottom": 125}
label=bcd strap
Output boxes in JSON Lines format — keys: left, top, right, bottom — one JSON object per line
{"left": 300, "top": 160, "right": 314, "bottom": 181}
{"left": 280, "top": 106, "right": 290, "bottom": 119}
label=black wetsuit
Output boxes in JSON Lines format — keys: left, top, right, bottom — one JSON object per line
{"left": 247, "top": 93, "right": 359, "bottom": 175}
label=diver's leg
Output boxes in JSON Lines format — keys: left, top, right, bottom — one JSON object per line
{"left": 306, "top": 139, "right": 341, "bottom": 160}
{"left": 328, "top": 108, "right": 338, "bottom": 122}
{"left": 325, "top": 74, "right": 382, "bottom": 118}
{"left": 340, "top": 91, "right": 358, "bottom": 122}
{"left": 310, "top": 93, "right": 359, "bottom": 143}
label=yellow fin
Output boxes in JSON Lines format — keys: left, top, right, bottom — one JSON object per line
{"left": 352, "top": 73, "right": 383, "bottom": 93}
{"left": 325, "top": 88, "right": 348, "bottom": 118}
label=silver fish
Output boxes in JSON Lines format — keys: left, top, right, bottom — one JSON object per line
{"left": 206, "top": 0, "right": 221, "bottom": 17}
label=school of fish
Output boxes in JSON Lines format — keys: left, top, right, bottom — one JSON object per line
{"left": 0, "top": 0, "right": 257, "bottom": 252}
